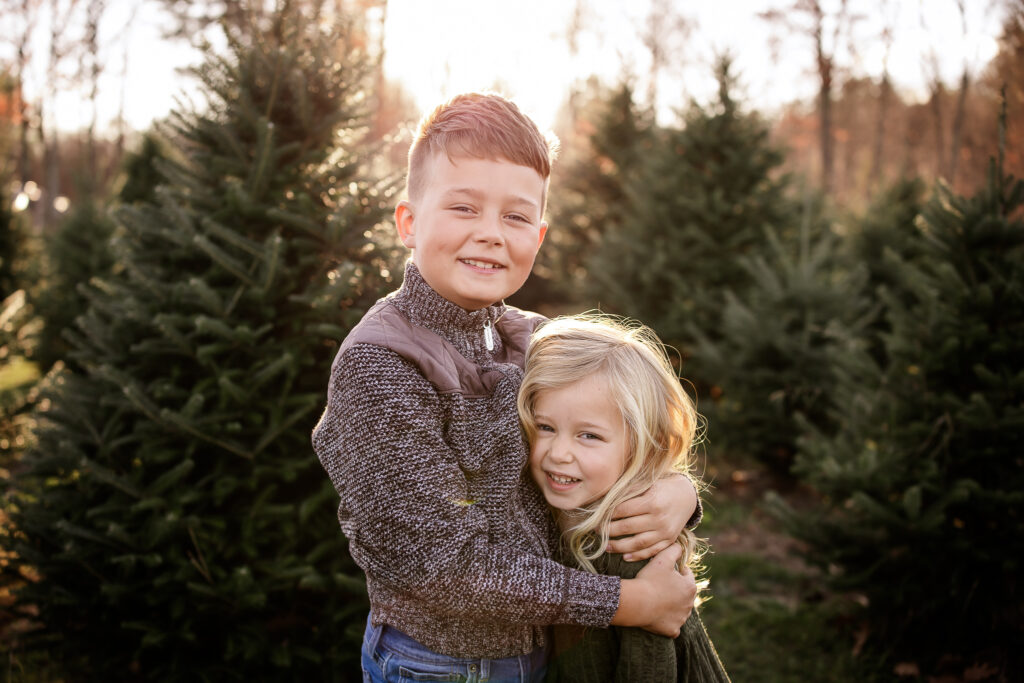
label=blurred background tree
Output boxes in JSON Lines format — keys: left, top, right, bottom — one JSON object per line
{"left": 512, "top": 79, "right": 655, "bottom": 310}
{"left": 772, "top": 141, "right": 1024, "bottom": 671}
{"left": 4, "top": 3, "right": 400, "bottom": 678}
{"left": 1, "top": 0, "right": 1023, "bottom": 680}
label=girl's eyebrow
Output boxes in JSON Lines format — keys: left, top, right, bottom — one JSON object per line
{"left": 570, "top": 419, "right": 610, "bottom": 432}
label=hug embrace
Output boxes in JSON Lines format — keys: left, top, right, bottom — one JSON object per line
{"left": 312, "top": 92, "right": 730, "bottom": 683}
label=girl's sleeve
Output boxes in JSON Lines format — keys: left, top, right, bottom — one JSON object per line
{"left": 606, "top": 555, "right": 679, "bottom": 682}
{"left": 610, "top": 556, "right": 730, "bottom": 683}
{"left": 311, "top": 343, "right": 620, "bottom": 628}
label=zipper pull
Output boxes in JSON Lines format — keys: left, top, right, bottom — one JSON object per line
{"left": 483, "top": 320, "right": 494, "bottom": 351}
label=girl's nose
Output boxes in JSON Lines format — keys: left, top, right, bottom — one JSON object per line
{"left": 549, "top": 437, "right": 574, "bottom": 463}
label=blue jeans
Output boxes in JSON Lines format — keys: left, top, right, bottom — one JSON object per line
{"left": 360, "top": 613, "right": 548, "bottom": 683}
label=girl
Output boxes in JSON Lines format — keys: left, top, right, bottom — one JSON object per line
{"left": 518, "top": 315, "right": 730, "bottom": 682}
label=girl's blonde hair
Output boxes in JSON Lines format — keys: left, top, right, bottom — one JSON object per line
{"left": 517, "top": 314, "right": 704, "bottom": 573}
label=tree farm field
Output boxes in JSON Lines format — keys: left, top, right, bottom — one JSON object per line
{"left": 697, "top": 457, "right": 892, "bottom": 683}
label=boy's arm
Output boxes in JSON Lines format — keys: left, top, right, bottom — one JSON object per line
{"left": 611, "top": 544, "right": 695, "bottom": 636}
{"left": 606, "top": 475, "right": 702, "bottom": 560}
{"left": 313, "top": 343, "right": 618, "bottom": 627}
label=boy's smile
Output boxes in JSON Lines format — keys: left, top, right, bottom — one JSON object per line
{"left": 395, "top": 155, "right": 548, "bottom": 311}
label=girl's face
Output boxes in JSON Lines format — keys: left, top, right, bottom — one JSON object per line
{"left": 528, "top": 374, "right": 629, "bottom": 511}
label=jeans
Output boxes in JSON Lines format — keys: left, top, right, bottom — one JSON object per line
{"left": 360, "top": 613, "right": 548, "bottom": 683}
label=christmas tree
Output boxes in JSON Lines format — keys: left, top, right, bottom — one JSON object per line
{"left": 34, "top": 200, "right": 116, "bottom": 368}
{"left": 588, "top": 56, "right": 793, "bottom": 362}
{"left": 775, "top": 117, "right": 1024, "bottom": 669}
{"left": 690, "top": 204, "right": 872, "bottom": 470}
{"left": 512, "top": 80, "right": 654, "bottom": 310}
{"left": 5, "top": 8, "right": 398, "bottom": 679}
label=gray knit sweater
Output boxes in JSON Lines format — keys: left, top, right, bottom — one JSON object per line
{"left": 312, "top": 262, "right": 620, "bottom": 658}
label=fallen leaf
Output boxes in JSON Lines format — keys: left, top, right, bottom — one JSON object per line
{"left": 851, "top": 624, "right": 869, "bottom": 657}
{"left": 894, "top": 661, "right": 920, "bottom": 677}
{"left": 964, "top": 662, "right": 999, "bottom": 681}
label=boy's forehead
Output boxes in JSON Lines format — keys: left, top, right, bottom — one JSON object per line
{"left": 419, "top": 152, "right": 548, "bottom": 200}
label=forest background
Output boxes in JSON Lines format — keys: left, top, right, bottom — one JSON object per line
{"left": 0, "top": 0, "right": 1022, "bottom": 681}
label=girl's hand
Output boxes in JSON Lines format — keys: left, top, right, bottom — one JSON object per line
{"left": 606, "top": 474, "right": 698, "bottom": 561}
{"left": 613, "top": 544, "right": 696, "bottom": 637}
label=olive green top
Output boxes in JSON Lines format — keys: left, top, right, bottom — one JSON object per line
{"left": 546, "top": 552, "right": 731, "bottom": 683}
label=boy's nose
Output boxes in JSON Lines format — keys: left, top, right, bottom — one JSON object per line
{"left": 473, "top": 214, "right": 505, "bottom": 246}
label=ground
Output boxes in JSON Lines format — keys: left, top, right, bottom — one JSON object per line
{"left": 697, "top": 457, "right": 1009, "bottom": 683}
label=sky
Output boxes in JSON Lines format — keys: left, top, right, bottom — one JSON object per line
{"left": 5, "top": 0, "right": 1006, "bottom": 135}
{"left": 381, "top": 0, "right": 1003, "bottom": 131}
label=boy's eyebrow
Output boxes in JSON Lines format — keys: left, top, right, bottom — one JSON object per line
{"left": 443, "top": 188, "right": 540, "bottom": 212}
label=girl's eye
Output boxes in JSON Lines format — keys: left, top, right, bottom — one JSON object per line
{"left": 536, "top": 423, "right": 555, "bottom": 433}
{"left": 581, "top": 432, "right": 603, "bottom": 441}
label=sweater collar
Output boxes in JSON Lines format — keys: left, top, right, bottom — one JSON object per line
{"left": 391, "top": 260, "right": 507, "bottom": 360}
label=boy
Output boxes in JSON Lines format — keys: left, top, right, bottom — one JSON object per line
{"left": 312, "top": 93, "right": 700, "bottom": 682}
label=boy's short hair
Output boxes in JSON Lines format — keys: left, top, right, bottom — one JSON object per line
{"left": 407, "top": 92, "right": 558, "bottom": 205}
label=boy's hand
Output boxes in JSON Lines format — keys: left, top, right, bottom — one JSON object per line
{"left": 606, "top": 474, "right": 698, "bottom": 561}
{"left": 613, "top": 544, "right": 696, "bottom": 637}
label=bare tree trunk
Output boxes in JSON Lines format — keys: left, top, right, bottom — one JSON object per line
{"left": 870, "top": 72, "right": 890, "bottom": 191}
{"left": 373, "top": 0, "right": 387, "bottom": 140}
{"left": 83, "top": 0, "right": 105, "bottom": 196}
{"left": 948, "top": 1, "right": 970, "bottom": 188}
{"left": 870, "top": 1, "right": 894, "bottom": 194}
{"left": 12, "top": 0, "right": 39, "bottom": 185}
{"left": 565, "top": 0, "right": 586, "bottom": 131}
{"left": 815, "top": 22, "right": 834, "bottom": 194}
{"left": 761, "top": 0, "right": 856, "bottom": 196}
{"left": 43, "top": 0, "right": 64, "bottom": 229}
{"left": 949, "top": 68, "right": 969, "bottom": 186}
{"left": 639, "top": 0, "right": 692, "bottom": 113}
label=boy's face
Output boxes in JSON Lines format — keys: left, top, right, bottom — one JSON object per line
{"left": 395, "top": 154, "right": 548, "bottom": 311}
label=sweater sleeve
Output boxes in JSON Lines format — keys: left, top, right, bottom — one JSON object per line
{"left": 312, "top": 343, "right": 620, "bottom": 628}
{"left": 607, "top": 555, "right": 730, "bottom": 683}
{"left": 606, "top": 555, "right": 679, "bottom": 683}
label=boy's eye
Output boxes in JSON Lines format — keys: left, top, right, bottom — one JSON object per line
{"left": 505, "top": 213, "right": 529, "bottom": 223}
{"left": 450, "top": 205, "right": 474, "bottom": 213}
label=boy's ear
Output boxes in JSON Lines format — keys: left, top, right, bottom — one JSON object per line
{"left": 395, "top": 201, "right": 416, "bottom": 248}
{"left": 537, "top": 221, "right": 548, "bottom": 248}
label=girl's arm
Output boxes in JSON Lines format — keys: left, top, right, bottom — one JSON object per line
{"left": 606, "top": 474, "right": 701, "bottom": 560}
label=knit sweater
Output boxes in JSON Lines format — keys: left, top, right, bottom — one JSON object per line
{"left": 546, "top": 552, "right": 731, "bottom": 683}
{"left": 311, "top": 262, "right": 621, "bottom": 658}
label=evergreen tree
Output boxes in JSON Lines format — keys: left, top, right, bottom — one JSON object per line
{"left": 773, "top": 154, "right": 1024, "bottom": 669}
{"left": 34, "top": 200, "right": 116, "bottom": 368}
{"left": 0, "top": 289, "right": 42, "bottom": 461}
{"left": 511, "top": 81, "right": 653, "bottom": 310}
{"left": 690, "top": 204, "right": 873, "bottom": 471}
{"left": 587, "top": 56, "right": 793, "bottom": 365}
{"left": 117, "top": 132, "right": 170, "bottom": 206}
{"left": 6, "top": 8, "right": 398, "bottom": 680}
{"left": 846, "top": 177, "right": 926, "bottom": 300}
